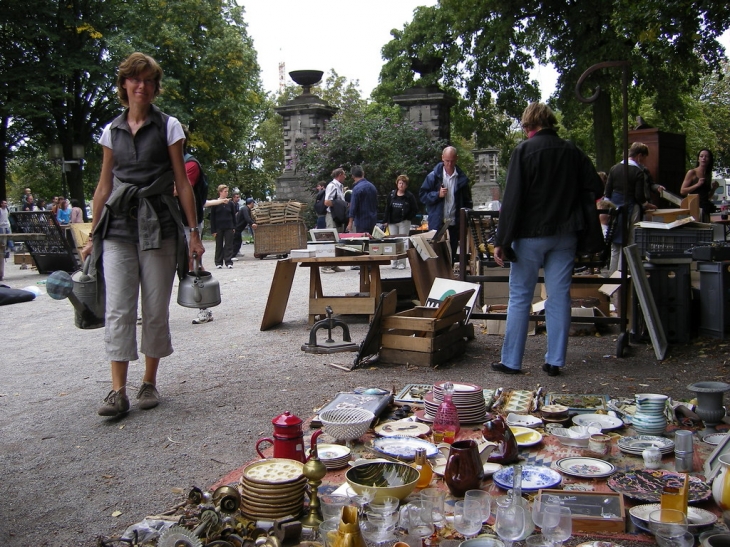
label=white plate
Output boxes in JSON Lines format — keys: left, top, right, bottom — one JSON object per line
{"left": 618, "top": 435, "right": 674, "bottom": 454}
{"left": 629, "top": 503, "right": 717, "bottom": 533}
{"left": 703, "top": 432, "right": 728, "bottom": 446}
{"left": 493, "top": 465, "right": 561, "bottom": 492}
{"left": 573, "top": 413, "right": 624, "bottom": 431}
{"left": 370, "top": 436, "right": 438, "bottom": 460}
{"left": 555, "top": 457, "right": 616, "bottom": 478}
{"left": 509, "top": 426, "right": 543, "bottom": 447}
{"left": 374, "top": 420, "right": 431, "bottom": 437}
{"left": 506, "top": 413, "right": 543, "bottom": 428}
{"left": 317, "top": 443, "right": 351, "bottom": 460}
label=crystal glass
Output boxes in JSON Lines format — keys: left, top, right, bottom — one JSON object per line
{"left": 525, "top": 535, "right": 553, "bottom": 547}
{"left": 421, "top": 488, "right": 446, "bottom": 528}
{"left": 465, "top": 490, "right": 492, "bottom": 523}
{"left": 320, "top": 494, "right": 350, "bottom": 521}
{"left": 648, "top": 509, "right": 688, "bottom": 540}
{"left": 367, "top": 495, "right": 399, "bottom": 515}
{"left": 345, "top": 487, "right": 373, "bottom": 517}
{"left": 455, "top": 499, "right": 484, "bottom": 539}
{"left": 531, "top": 494, "right": 561, "bottom": 528}
{"left": 542, "top": 506, "right": 572, "bottom": 547}
{"left": 362, "top": 509, "right": 399, "bottom": 543}
{"left": 495, "top": 504, "right": 526, "bottom": 547}
{"left": 317, "top": 517, "right": 340, "bottom": 547}
{"left": 404, "top": 499, "right": 434, "bottom": 537}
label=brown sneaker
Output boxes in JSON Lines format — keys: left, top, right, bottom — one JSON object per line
{"left": 98, "top": 389, "right": 130, "bottom": 417}
{"left": 137, "top": 382, "right": 160, "bottom": 410}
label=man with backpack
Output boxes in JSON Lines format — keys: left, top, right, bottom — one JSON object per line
{"left": 314, "top": 181, "right": 327, "bottom": 229}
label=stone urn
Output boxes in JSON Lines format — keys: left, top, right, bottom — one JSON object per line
{"left": 687, "top": 381, "right": 730, "bottom": 434}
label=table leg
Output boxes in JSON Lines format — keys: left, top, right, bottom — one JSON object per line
{"left": 309, "top": 266, "right": 324, "bottom": 324}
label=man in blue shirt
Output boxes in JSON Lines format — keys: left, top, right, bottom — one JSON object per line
{"left": 347, "top": 165, "right": 378, "bottom": 234}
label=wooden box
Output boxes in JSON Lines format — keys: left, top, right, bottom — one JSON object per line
{"left": 536, "top": 489, "right": 625, "bottom": 533}
{"left": 14, "top": 253, "right": 34, "bottom": 265}
{"left": 380, "top": 304, "right": 472, "bottom": 367}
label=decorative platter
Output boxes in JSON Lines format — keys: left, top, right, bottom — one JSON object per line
{"left": 374, "top": 420, "right": 431, "bottom": 438}
{"left": 545, "top": 393, "right": 610, "bottom": 413}
{"left": 554, "top": 457, "right": 616, "bottom": 478}
{"left": 617, "top": 435, "right": 674, "bottom": 455}
{"left": 607, "top": 469, "right": 712, "bottom": 503}
{"left": 503, "top": 390, "right": 534, "bottom": 414}
{"left": 629, "top": 503, "right": 717, "bottom": 533}
{"left": 703, "top": 432, "right": 728, "bottom": 446}
{"left": 394, "top": 384, "right": 431, "bottom": 406}
{"left": 241, "top": 458, "right": 305, "bottom": 485}
{"left": 493, "top": 465, "right": 562, "bottom": 492}
{"left": 572, "top": 413, "right": 624, "bottom": 431}
{"left": 370, "top": 436, "right": 438, "bottom": 460}
{"left": 506, "top": 413, "right": 543, "bottom": 428}
{"left": 509, "top": 425, "right": 543, "bottom": 447}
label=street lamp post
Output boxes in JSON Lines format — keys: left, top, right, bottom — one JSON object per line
{"left": 49, "top": 143, "right": 84, "bottom": 198}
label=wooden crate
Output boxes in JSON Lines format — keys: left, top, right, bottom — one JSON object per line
{"left": 379, "top": 293, "right": 474, "bottom": 367}
{"left": 14, "top": 253, "right": 34, "bottom": 265}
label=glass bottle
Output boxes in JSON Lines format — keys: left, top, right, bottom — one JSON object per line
{"left": 433, "top": 382, "right": 460, "bottom": 444}
{"left": 412, "top": 447, "right": 434, "bottom": 488}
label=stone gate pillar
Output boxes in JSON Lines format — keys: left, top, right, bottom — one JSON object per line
{"left": 472, "top": 148, "right": 501, "bottom": 205}
{"left": 392, "top": 86, "right": 456, "bottom": 143}
{"left": 274, "top": 70, "right": 337, "bottom": 202}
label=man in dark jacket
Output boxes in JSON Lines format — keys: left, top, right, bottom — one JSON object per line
{"left": 419, "top": 146, "right": 472, "bottom": 262}
{"left": 492, "top": 102, "right": 604, "bottom": 378}
{"left": 233, "top": 197, "right": 257, "bottom": 257}
{"left": 209, "top": 184, "right": 237, "bottom": 269}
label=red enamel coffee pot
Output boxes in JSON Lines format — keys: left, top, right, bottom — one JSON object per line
{"left": 256, "top": 411, "right": 307, "bottom": 462}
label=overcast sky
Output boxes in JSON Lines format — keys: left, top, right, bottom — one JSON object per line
{"left": 242, "top": 1, "right": 728, "bottom": 101}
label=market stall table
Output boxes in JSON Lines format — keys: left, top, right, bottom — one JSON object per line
{"left": 260, "top": 253, "right": 407, "bottom": 330}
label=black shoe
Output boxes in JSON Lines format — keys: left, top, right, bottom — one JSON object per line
{"left": 491, "top": 362, "right": 521, "bottom": 374}
{"left": 543, "top": 363, "right": 561, "bottom": 377}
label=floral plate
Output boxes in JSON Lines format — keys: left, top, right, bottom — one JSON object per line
{"left": 370, "top": 436, "right": 438, "bottom": 460}
{"left": 555, "top": 457, "right": 616, "bottom": 478}
{"left": 493, "top": 465, "right": 562, "bottom": 492}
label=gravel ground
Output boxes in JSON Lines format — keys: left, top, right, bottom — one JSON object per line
{"left": 1, "top": 240, "right": 728, "bottom": 546}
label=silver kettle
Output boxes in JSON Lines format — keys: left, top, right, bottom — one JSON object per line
{"left": 177, "top": 254, "right": 221, "bottom": 309}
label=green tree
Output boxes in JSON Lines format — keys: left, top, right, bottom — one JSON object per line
{"left": 377, "top": 0, "right": 730, "bottom": 172}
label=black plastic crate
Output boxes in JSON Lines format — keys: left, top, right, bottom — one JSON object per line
{"left": 635, "top": 227, "right": 713, "bottom": 258}
{"left": 692, "top": 244, "right": 730, "bottom": 262}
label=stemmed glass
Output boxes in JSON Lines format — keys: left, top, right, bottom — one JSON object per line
{"left": 542, "top": 506, "right": 572, "bottom": 547}
{"left": 454, "top": 499, "right": 484, "bottom": 539}
{"left": 494, "top": 504, "right": 526, "bottom": 547}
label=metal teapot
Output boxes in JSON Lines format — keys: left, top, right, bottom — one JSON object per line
{"left": 256, "top": 411, "right": 307, "bottom": 462}
{"left": 177, "top": 253, "right": 221, "bottom": 309}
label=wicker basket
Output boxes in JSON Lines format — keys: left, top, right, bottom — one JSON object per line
{"left": 319, "top": 408, "right": 375, "bottom": 441}
{"left": 253, "top": 222, "right": 307, "bottom": 259}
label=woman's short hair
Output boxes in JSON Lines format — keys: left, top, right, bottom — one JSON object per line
{"left": 521, "top": 102, "right": 558, "bottom": 130}
{"left": 116, "top": 52, "right": 163, "bottom": 106}
{"left": 396, "top": 175, "right": 409, "bottom": 185}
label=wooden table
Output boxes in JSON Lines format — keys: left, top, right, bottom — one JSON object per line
{"left": 260, "top": 254, "right": 406, "bottom": 330}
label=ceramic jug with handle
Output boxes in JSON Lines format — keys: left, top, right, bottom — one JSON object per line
{"left": 256, "top": 411, "right": 307, "bottom": 462}
{"left": 482, "top": 413, "right": 519, "bottom": 464}
{"left": 712, "top": 454, "right": 730, "bottom": 510}
{"left": 438, "top": 439, "right": 495, "bottom": 497}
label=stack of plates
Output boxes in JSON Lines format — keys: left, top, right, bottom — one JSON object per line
{"left": 317, "top": 444, "right": 351, "bottom": 470}
{"left": 421, "top": 382, "right": 487, "bottom": 424}
{"left": 239, "top": 458, "right": 306, "bottom": 520}
{"left": 617, "top": 435, "right": 674, "bottom": 455}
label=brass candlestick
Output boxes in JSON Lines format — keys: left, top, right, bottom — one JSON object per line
{"left": 301, "top": 430, "right": 326, "bottom": 528}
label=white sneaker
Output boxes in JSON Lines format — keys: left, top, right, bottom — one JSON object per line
{"left": 231, "top": 257, "right": 239, "bottom": 262}
{"left": 398, "top": 263, "right": 406, "bottom": 270}
{"left": 227, "top": 264, "right": 233, "bottom": 269}
{"left": 216, "top": 265, "right": 223, "bottom": 269}
{"left": 192, "top": 308, "right": 213, "bottom": 324}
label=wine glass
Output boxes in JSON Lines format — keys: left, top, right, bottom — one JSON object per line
{"left": 495, "top": 504, "right": 526, "bottom": 547}
{"left": 454, "top": 499, "right": 484, "bottom": 539}
{"left": 465, "top": 490, "right": 492, "bottom": 523}
{"left": 531, "top": 494, "right": 560, "bottom": 528}
{"left": 648, "top": 509, "right": 688, "bottom": 542}
{"left": 542, "top": 506, "right": 572, "bottom": 547}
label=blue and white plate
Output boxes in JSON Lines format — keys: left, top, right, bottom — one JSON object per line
{"left": 555, "top": 457, "right": 616, "bottom": 478}
{"left": 370, "top": 436, "right": 438, "bottom": 460}
{"left": 493, "top": 465, "right": 562, "bottom": 492}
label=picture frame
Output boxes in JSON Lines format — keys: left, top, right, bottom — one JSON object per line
{"left": 425, "top": 277, "right": 481, "bottom": 322}
{"left": 309, "top": 228, "right": 339, "bottom": 243}
{"left": 703, "top": 432, "right": 730, "bottom": 481}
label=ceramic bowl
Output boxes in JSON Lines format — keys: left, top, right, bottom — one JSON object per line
{"left": 551, "top": 427, "right": 590, "bottom": 448}
{"left": 345, "top": 461, "right": 419, "bottom": 502}
{"left": 541, "top": 404, "right": 569, "bottom": 419}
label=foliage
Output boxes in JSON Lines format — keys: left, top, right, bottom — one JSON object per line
{"left": 295, "top": 101, "right": 446, "bottom": 213}
{"left": 376, "top": 0, "right": 730, "bottom": 172}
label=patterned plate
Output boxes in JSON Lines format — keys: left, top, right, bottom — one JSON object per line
{"left": 242, "top": 458, "right": 305, "bottom": 485}
{"left": 555, "top": 457, "right": 616, "bottom": 478}
{"left": 607, "top": 469, "right": 712, "bottom": 502}
{"left": 370, "top": 436, "right": 438, "bottom": 460}
{"left": 618, "top": 435, "right": 674, "bottom": 454}
{"left": 703, "top": 432, "right": 728, "bottom": 446}
{"left": 573, "top": 414, "right": 624, "bottom": 431}
{"left": 493, "top": 465, "right": 562, "bottom": 492}
{"left": 629, "top": 503, "right": 717, "bottom": 533}
{"left": 374, "top": 420, "right": 431, "bottom": 438}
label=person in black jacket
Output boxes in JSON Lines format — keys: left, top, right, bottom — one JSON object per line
{"left": 233, "top": 197, "right": 258, "bottom": 257}
{"left": 384, "top": 174, "right": 418, "bottom": 269}
{"left": 492, "top": 102, "right": 603, "bottom": 378}
{"left": 210, "top": 184, "right": 237, "bottom": 268}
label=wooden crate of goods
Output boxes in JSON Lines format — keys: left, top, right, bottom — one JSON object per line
{"left": 379, "top": 290, "right": 474, "bottom": 367}
{"left": 253, "top": 201, "right": 306, "bottom": 225}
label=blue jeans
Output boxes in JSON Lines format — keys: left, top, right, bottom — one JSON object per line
{"left": 501, "top": 232, "right": 577, "bottom": 369}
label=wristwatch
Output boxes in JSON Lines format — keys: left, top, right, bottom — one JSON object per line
{"left": 189, "top": 227, "right": 200, "bottom": 233}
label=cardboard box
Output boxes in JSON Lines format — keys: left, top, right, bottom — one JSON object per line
{"left": 290, "top": 248, "right": 316, "bottom": 258}
{"left": 307, "top": 242, "right": 336, "bottom": 257}
{"left": 368, "top": 243, "right": 384, "bottom": 255}
{"left": 645, "top": 208, "right": 691, "bottom": 224}
{"left": 381, "top": 240, "right": 405, "bottom": 256}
